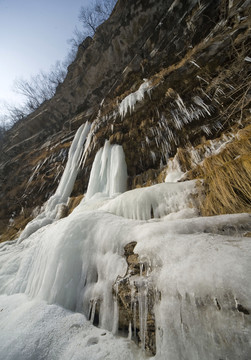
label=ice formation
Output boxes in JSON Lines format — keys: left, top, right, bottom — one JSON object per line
{"left": 0, "top": 126, "right": 251, "bottom": 360}
{"left": 0, "top": 293, "right": 141, "bottom": 360}
{"left": 119, "top": 80, "right": 152, "bottom": 118}
{"left": 165, "top": 156, "right": 184, "bottom": 182}
{"left": 101, "top": 181, "right": 197, "bottom": 220}
{"left": 17, "top": 122, "right": 91, "bottom": 243}
{"left": 170, "top": 94, "right": 212, "bottom": 131}
{"left": 85, "top": 140, "right": 127, "bottom": 200}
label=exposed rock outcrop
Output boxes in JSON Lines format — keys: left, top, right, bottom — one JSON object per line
{"left": 113, "top": 242, "right": 157, "bottom": 354}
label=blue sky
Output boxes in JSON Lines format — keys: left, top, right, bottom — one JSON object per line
{"left": 0, "top": 0, "right": 92, "bottom": 115}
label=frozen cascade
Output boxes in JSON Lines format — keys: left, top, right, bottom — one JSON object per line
{"left": 85, "top": 140, "right": 127, "bottom": 200}
{"left": 17, "top": 122, "right": 91, "bottom": 243}
{"left": 101, "top": 180, "right": 197, "bottom": 220}
{"left": 49, "top": 122, "right": 91, "bottom": 208}
{"left": 0, "top": 132, "right": 251, "bottom": 359}
{"left": 133, "top": 214, "right": 251, "bottom": 360}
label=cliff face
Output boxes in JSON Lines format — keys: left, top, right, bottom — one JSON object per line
{"left": 0, "top": 0, "right": 250, "bottom": 235}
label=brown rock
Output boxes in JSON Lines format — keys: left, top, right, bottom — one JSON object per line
{"left": 113, "top": 241, "right": 157, "bottom": 355}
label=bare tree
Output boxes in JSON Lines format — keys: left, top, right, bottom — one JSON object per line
{"left": 66, "top": 27, "right": 87, "bottom": 64}
{"left": 5, "top": 104, "right": 28, "bottom": 123}
{"left": 66, "top": 0, "right": 116, "bottom": 64}
{"left": 0, "top": 115, "right": 7, "bottom": 142}
{"left": 48, "top": 61, "right": 67, "bottom": 87}
{"left": 0, "top": 61, "right": 67, "bottom": 127}
{"left": 13, "top": 61, "right": 67, "bottom": 114}
{"left": 1, "top": 1, "right": 117, "bottom": 128}
{"left": 78, "top": 0, "right": 116, "bottom": 36}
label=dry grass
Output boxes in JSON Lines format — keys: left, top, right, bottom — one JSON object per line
{"left": 0, "top": 194, "right": 84, "bottom": 243}
{"left": 187, "top": 124, "right": 251, "bottom": 216}
{"left": 67, "top": 195, "right": 84, "bottom": 214}
{"left": 0, "top": 215, "right": 32, "bottom": 243}
{"left": 176, "top": 148, "right": 193, "bottom": 172}
{"left": 201, "top": 154, "right": 251, "bottom": 215}
{"left": 138, "top": 122, "right": 251, "bottom": 217}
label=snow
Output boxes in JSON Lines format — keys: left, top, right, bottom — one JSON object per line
{"left": 0, "top": 294, "right": 142, "bottom": 360}
{"left": 0, "top": 128, "right": 251, "bottom": 359}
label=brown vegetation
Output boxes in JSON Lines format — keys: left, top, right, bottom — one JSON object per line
{"left": 183, "top": 124, "right": 251, "bottom": 216}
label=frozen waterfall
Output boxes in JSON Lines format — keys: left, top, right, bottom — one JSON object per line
{"left": 17, "top": 122, "right": 91, "bottom": 243}
{"left": 0, "top": 126, "right": 250, "bottom": 360}
{"left": 85, "top": 140, "right": 127, "bottom": 200}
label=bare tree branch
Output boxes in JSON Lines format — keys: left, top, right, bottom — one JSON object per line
{"left": 1, "top": 1, "right": 117, "bottom": 129}
{"left": 79, "top": 0, "right": 116, "bottom": 36}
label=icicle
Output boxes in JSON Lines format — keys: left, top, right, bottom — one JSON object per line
{"left": 128, "top": 322, "right": 132, "bottom": 340}
{"left": 101, "top": 181, "right": 197, "bottom": 220}
{"left": 119, "top": 80, "right": 152, "bottom": 118}
{"left": 190, "top": 60, "right": 200, "bottom": 68}
{"left": 129, "top": 281, "right": 137, "bottom": 339}
{"left": 112, "top": 282, "right": 119, "bottom": 334}
{"left": 193, "top": 96, "right": 211, "bottom": 115}
{"left": 170, "top": 94, "right": 212, "bottom": 130}
{"left": 89, "top": 299, "right": 97, "bottom": 324}
{"left": 133, "top": 299, "right": 137, "bottom": 339}
{"left": 137, "top": 263, "right": 148, "bottom": 351}
{"left": 150, "top": 151, "right": 156, "bottom": 163}
{"left": 201, "top": 125, "right": 212, "bottom": 136}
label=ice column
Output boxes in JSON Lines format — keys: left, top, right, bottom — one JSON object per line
{"left": 17, "top": 122, "right": 91, "bottom": 243}
{"left": 46, "top": 122, "right": 91, "bottom": 212}
{"left": 85, "top": 140, "right": 127, "bottom": 200}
